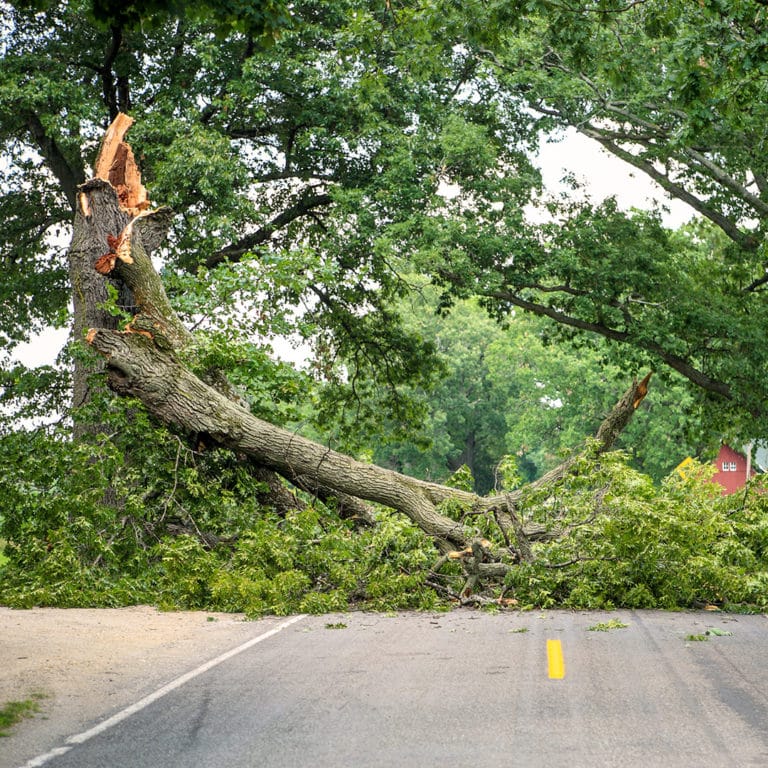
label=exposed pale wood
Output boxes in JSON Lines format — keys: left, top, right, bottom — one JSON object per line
{"left": 94, "top": 112, "right": 148, "bottom": 216}
{"left": 633, "top": 371, "right": 653, "bottom": 409}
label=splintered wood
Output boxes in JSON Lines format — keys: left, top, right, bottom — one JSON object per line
{"left": 94, "top": 232, "right": 135, "bottom": 275}
{"left": 94, "top": 112, "right": 149, "bottom": 217}
{"left": 632, "top": 372, "right": 653, "bottom": 409}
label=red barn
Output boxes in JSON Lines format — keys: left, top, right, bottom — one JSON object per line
{"left": 711, "top": 444, "right": 758, "bottom": 495}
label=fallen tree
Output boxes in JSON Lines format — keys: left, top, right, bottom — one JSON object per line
{"left": 72, "top": 115, "right": 652, "bottom": 602}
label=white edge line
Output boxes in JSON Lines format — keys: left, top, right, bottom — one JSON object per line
{"left": 18, "top": 614, "right": 307, "bottom": 768}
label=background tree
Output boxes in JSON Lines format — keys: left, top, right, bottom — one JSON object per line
{"left": 369, "top": 287, "right": 702, "bottom": 490}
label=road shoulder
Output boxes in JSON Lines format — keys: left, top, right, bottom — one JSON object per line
{"left": 0, "top": 606, "right": 269, "bottom": 768}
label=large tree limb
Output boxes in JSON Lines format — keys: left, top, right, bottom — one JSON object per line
{"left": 81, "top": 114, "right": 649, "bottom": 585}
{"left": 87, "top": 326, "right": 471, "bottom": 547}
{"left": 481, "top": 286, "right": 733, "bottom": 400}
{"left": 207, "top": 190, "right": 332, "bottom": 268}
{"left": 87, "top": 318, "right": 648, "bottom": 556}
{"left": 577, "top": 127, "right": 760, "bottom": 251}
{"left": 86, "top": 199, "right": 650, "bottom": 554}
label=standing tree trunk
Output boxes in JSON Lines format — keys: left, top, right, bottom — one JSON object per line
{"left": 67, "top": 114, "right": 147, "bottom": 435}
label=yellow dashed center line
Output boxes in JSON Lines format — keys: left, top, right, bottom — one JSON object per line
{"left": 547, "top": 639, "right": 565, "bottom": 679}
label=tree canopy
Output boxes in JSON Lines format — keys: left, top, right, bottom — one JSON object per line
{"left": 4, "top": 0, "right": 768, "bottom": 430}
{"left": 458, "top": 0, "right": 768, "bottom": 430}
{"left": 3, "top": 0, "right": 768, "bottom": 614}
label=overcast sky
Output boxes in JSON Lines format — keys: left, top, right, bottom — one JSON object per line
{"left": 12, "top": 129, "right": 696, "bottom": 369}
{"left": 538, "top": 128, "right": 695, "bottom": 227}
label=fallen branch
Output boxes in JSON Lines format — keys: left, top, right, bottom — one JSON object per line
{"left": 80, "top": 114, "right": 650, "bottom": 588}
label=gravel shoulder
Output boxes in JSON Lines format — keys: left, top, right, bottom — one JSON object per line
{"left": 0, "top": 605, "right": 265, "bottom": 768}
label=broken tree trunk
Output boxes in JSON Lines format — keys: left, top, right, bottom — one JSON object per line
{"left": 80, "top": 114, "right": 650, "bottom": 591}
{"left": 71, "top": 115, "right": 318, "bottom": 524}
{"left": 67, "top": 113, "right": 149, "bottom": 432}
{"left": 93, "top": 111, "right": 149, "bottom": 217}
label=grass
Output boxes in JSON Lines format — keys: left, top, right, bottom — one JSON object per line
{"left": 685, "top": 628, "right": 734, "bottom": 642}
{"left": 0, "top": 694, "right": 46, "bottom": 737}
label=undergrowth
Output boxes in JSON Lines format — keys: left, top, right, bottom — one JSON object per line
{"left": 2, "top": 418, "right": 768, "bottom": 615}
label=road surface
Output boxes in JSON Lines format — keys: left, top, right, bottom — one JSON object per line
{"left": 8, "top": 609, "right": 768, "bottom": 767}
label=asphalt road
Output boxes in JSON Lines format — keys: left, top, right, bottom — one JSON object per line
{"left": 14, "top": 610, "right": 768, "bottom": 768}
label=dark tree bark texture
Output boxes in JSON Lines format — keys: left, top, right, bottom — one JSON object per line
{"left": 67, "top": 113, "right": 147, "bottom": 430}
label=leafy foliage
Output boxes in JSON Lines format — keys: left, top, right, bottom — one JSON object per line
{"left": 9, "top": 0, "right": 293, "bottom": 38}
{"left": 438, "top": 0, "right": 768, "bottom": 432}
{"left": 3, "top": 412, "right": 768, "bottom": 614}
{"left": 503, "top": 453, "right": 768, "bottom": 611}
{"left": 0, "top": 412, "right": 442, "bottom": 615}
{"left": 369, "top": 288, "right": 704, "bottom": 490}
{"left": 4, "top": 0, "right": 768, "bottom": 617}
{"left": 588, "top": 619, "right": 628, "bottom": 632}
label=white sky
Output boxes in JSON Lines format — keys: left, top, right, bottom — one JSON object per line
{"left": 12, "top": 129, "right": 696, "bottom": 369}
{"left": 538, "top": 128, "right": 695, "bottom": 227}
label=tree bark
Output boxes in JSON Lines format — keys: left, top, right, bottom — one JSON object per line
{"left": 67, "top": 113, "right": 149, "bottom": 433}
{"left": 68, "top": 179, "right": 132, "bottom": 425}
